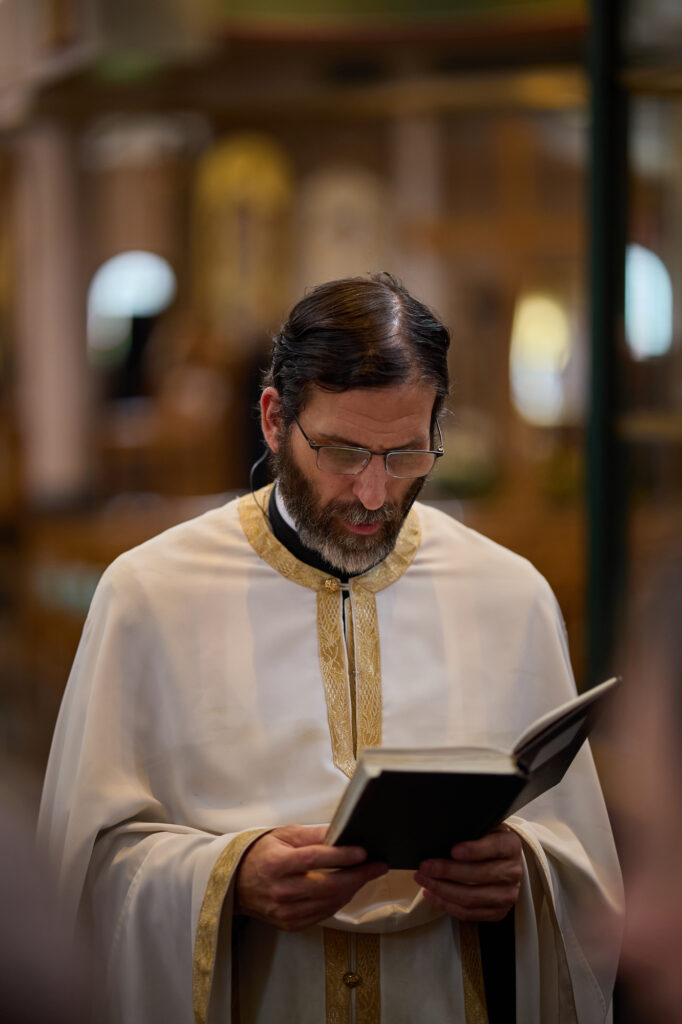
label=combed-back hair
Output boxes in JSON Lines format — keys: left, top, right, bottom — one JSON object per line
{"left": 264, "top": 273, "right": 450, "bottom": 433}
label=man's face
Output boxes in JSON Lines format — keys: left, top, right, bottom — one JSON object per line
{"left": 271, "top": 382, "right": 436, "bottom": 574}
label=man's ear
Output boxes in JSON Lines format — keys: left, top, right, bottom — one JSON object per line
{"left": 261, "top": 387, "right": 283, "bottom": 453}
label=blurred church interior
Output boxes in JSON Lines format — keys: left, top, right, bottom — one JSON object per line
{"left": 0, "top": 0, "right": 680, "bottom": 796}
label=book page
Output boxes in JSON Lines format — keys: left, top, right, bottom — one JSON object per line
{"left": 512, "top": 676, "right": 618, "bottom": 763}
{"left": 359, "top": 746, "right": 512, "bottom": 773}
{"left": 521, "top": 718, "right": 584, "bottom": 772}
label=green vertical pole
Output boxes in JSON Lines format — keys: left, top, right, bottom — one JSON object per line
{"left": 586, "top": 0, "right": 629, "bottom": 687}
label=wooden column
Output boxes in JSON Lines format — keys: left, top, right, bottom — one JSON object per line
{"left": 13, "top": 122, "right": 91, "bottom": 506}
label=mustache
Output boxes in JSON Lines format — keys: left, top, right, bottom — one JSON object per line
{"left": 326, "top": 501, "right": 400, "bottom": 525}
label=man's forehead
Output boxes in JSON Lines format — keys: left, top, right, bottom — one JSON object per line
{"left": 298, "top": 382, "right": 435, "bottom": 445}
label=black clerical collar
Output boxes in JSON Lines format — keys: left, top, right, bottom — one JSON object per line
{"left": 267, "top": 486, "right": 359, "bottom": 582}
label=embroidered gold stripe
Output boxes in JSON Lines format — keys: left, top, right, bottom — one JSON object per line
{"left": 324, "top": 930, "right": 381, "bottom": 1024}
{"left": 345, "top": 586, "right": 358, "bottom": 758}
{"left": 460, "top": 921, "right": 489, "bottom": 1024}
{"left": 318, "top": 583, "right": 355, "bottom": 778}
{"left": 350, "top": 586, "right": 382, "bottom": 755}
{"left": 324, "top": 929, "right": 351, "bottom": 1023}
{"left": 356, "top": 934, "right": 381, "bottom": 1024}
{"left": 192, "top": 828, "right": 270, "bottom": 1024}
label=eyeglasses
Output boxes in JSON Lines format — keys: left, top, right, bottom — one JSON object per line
{"left": 293, "top": 415, "right": 444, "bottom": 479}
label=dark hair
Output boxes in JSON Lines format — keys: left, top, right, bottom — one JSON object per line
{"left": 264, "top": 273, "right": 450, "bottom": 433}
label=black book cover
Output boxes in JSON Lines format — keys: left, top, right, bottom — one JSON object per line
{"left": 333, "top": 769, "right": 526, "bottom": 868}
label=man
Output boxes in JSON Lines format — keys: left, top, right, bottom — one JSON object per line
{"left": 39, "top": 274, "right": 622, "bottom": 1023}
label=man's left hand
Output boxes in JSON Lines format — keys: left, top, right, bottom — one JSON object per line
{"left": 414, "top": 826, "right": 523, "bottom": 922}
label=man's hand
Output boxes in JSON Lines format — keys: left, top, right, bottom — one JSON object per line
{"left": 235, "top": 825, "right": 388, "bottom": 932}
{"left": 414, "top": 826, "right": 523, "bottom": 922}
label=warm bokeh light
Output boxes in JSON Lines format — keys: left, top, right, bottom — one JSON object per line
{"left": 509, "top": 293, "right": 572, "bottom": 426}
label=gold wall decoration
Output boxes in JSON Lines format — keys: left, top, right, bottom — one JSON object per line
{"left": 192, "top": 134, "right": 293, "bottom": 356}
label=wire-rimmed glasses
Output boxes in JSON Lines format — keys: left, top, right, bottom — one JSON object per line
{"left": 293, "top": 416, "right": 444, "bottom": 479}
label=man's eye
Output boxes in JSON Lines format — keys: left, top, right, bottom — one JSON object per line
{"left": 320, "top": 447, "right": 367, "bottom": 472}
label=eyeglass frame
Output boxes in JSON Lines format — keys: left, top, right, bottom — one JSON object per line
{"left": 292, "top": 414, "right": 444, "bottom": 479}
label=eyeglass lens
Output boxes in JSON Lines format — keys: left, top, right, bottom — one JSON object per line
{"left": 316, "top": 447, "right": 436, "bottom": 478}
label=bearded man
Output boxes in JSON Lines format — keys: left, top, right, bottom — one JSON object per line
{"left": 39, "top": 274, "right": 622, "bottom": 1024}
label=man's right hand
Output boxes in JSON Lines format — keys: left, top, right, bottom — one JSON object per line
{"left": 234, "top": 824, "right": 388, "bottom": 932}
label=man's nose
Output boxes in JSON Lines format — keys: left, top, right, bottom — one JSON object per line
{"left": 352, "top": 454, "right": 388, "bottom": 510}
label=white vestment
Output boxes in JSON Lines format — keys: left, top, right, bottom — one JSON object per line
{"left": 38, "top": 487, "right": 623, "bottom": 1024}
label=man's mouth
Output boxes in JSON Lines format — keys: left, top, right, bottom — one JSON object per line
{"left": 342, "top": 520, "right": 383, "bottom": 535}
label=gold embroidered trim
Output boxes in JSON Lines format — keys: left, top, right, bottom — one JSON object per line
{"left": 356, "top": 934, "right": 381, "bottom": 1024}
{"left": 460, "top": 921, "right": 489, "bottom": 1024}
{"left": 324, "top": 928, "right": 351, "bottom": 1024}
{"left": 238, "top": 487, "right": 421, "bottom": 777}
{"left": 507, "top": 824, "right": 579, "bottom": 1024}
{"left": 345, "top": 587, "right": 358, "bottom": 757}
{"left": 350, "top": 586, "right": 382, "bottom": 755}
{"left": 192, "top": 828, "right": 269, "bottom": 1024}
{"left": 239, "top": 485, "right": 331, "bottom": 591}
{"left": 318, "top": 584, "right": 355, "bottom": 778}
{"left": 323, "top": 930, "right": 381, "bottom": 1024}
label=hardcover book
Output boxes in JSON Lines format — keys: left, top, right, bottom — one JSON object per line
{"left": 325, "top": 676, "right": 618, "bottom": 869}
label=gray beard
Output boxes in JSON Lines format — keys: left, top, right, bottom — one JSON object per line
{"left": 274, "top": 434, "right": 422, "bottom": 575}
{"left": 295, "top": 504, "right": 406, "bottom": 575}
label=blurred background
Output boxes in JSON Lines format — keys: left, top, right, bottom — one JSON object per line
{"left": 0, "top": 0, "right": 680, "bottom": 797}
{"left": 1, "top": 3, "right": 681, "bottom": 1019}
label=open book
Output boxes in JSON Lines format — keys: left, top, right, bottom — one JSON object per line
{"left": 325, "top": 676, "right": 618, "bottom": 869}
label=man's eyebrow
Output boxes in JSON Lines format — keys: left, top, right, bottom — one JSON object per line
{"left": 315, "top": 431, "right": 429, "bottom": 450}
